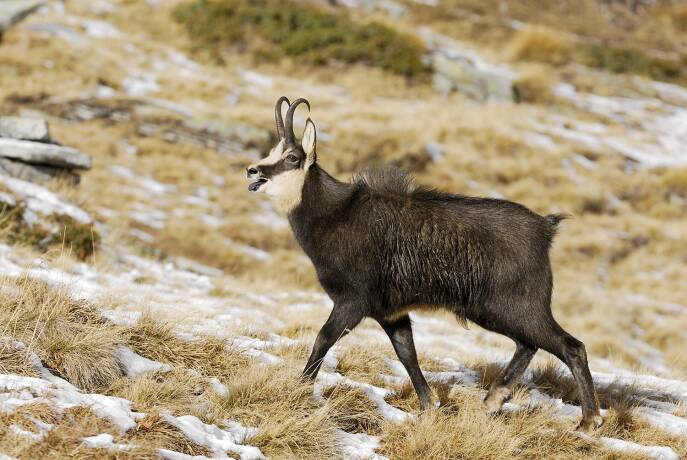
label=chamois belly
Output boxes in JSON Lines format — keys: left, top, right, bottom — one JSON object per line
{"left": 382, "top": 303, "right": 448, "bottom": 322}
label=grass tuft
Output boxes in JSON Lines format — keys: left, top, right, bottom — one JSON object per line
{"left": 0, "top": 275, "right": 125, "bottom": 391}
{"left": 579, "top": 44, "right": 683, "bottom": 83}
{"left": 0, "top": 339, "right": 39, "bottom": 377}
{"left": 668, "top": 4, "right": 687, "bottom": 32}
{"left": 322, "top": 383, "right": 384, "bottom": 434}
{"left": 107, "top": 370, "right": 209, "bottom": 420}
{"left": 215, "top": 363, "right": 343, "bottom": 459}
{"left": 514, "top": 66, "right": 555, "bottom": 104}
{"left": 662, "top": 167, "right": 687, "bottom": 195}
{"left": 381, "top": 387, "right": 592, "bottom": 459}
{"left": 507, "top": 25, "right": 572, "bottom": 64}
{"left": 0, "top": 203, "right": 99, "bottom": 261}
{"left": 124, "top": 313, "right": 251, "bottom": 378}
{"left": 128, "top": 412, "right": 213, "bottom": 457}
{"left": 174, "top": 0, "right": 428, "bottom": 78}
{"left": 335, "top": 345, "right": 392, "bottom": 385}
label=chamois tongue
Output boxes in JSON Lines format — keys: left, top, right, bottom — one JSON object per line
{"left": 248, "top": 179, "right": 266, "bottom": 192}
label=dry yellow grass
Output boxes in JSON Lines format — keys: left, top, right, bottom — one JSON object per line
{"left": 335, "top": 344, "right": 394, "bottom": 385}
{"left": 662, "top": 167, "right": 687, "bottom": 194}
{"left": 513, "top": 66, "right": 556, "bottom": 104}
{"left": 385, "top": 379, "right": 452, "bottom": 413}
{"left": 2, "top": 260, "right": 686, "bottom": 458}
{"left": 107, "top": 370, "right": 209, "bottom": 420}
{"left": 0, "top": 273, "right": 352, "bottom": 458}
{"left": 214, "top": 363, "right": 343, "bottom": 459}
{"left": 124, "top": 313, "right": 246, "bottom": 373}
{"left": 414, "top": 0, "right": 686, "bottom": 55}
{"left": 0, "top": 405, "right": 156, "bottom": 459}
{"left": 126, "top": 412, "right": 213, "bottom": 457}
{"left": 0, "top": 275, "right": 126, "bottom": 391}
{"left": 322, "top": 383, "right": 385, "bottom": 434}
{"left": 381, "top": 387, "right": 597, "bottom": 460}
{"left": 0, "top": 339, "right": 39, "bottom": 378}
{"left": 507, "top": 25, "right": 573, "bottom": 64}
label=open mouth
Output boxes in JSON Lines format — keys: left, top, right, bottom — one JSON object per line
{"left": 248, "top": 178, "right": 268, "bottom": 192}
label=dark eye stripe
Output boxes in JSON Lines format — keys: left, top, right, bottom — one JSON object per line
{"left": 259, "top": 157, "right": 300, "bottom": 177}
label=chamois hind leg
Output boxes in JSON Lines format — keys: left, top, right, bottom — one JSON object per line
{"left": 534, "top": 321, "right": 602, "bottom": 431}
{"left": 484, "top": 341, "right": 537, "bottom": 413}
{"left": 378, "top": 315, "right": 433, "bottom": 410}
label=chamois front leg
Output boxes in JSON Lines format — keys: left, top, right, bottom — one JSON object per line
{"left": 302, "top": 303, "right": 363, "bottom": 380}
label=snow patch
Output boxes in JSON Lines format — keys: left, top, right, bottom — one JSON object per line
{"left": 338, "top": 430, "right": 387, "bottom": 460}
{"left": 82, "top": 433, "right": 132, "bottom": 451}
{"left": 0, "top": 373, "right": 138, "bottom": 433}
{"left": 122, "top": 73, "right": 159, "bottom": 97}
{"left": 316, "top": 372, "right": 410, "bottom": 424}
{"left": 0, "top": 176, "right": 91, "bottom": 223}
{"left": 162, "top": 414, "right": 264, "bottom": 459}
{"left": 116, "top": 346, "right": 173, "bottom": 378}
{"left": 575, "top": 432, "right": 679, "bottom": 460}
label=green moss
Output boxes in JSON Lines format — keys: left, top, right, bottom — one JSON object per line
{"left": 174, "top": 0, "right": 428, "bottom": 78}
{"left": 578, "top": 44, "right": 684, "bottom": 84}
{"left": 0, "top": 203, "right": 49, "bottom": 246}
{"left": 0, "top": 203, "right": 99, "bottom": 261}
{"left": 54, "top": 215, "right": 100, "bottom": 261}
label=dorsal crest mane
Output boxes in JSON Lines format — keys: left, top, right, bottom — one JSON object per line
{"left": 353, "top": 167, "right": 420, "bottom": 196}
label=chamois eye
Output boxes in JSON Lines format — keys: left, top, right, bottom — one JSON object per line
{"left": 286, "top": 154, "right": 298, "bottom": 163}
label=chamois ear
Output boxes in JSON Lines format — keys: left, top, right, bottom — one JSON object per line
{"left": 302, "top": 117, "right": 317, "bottom": 167}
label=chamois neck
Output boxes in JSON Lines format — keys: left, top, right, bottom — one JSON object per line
{"left": 289, "top": 164, "right": 355, "bottom": 224}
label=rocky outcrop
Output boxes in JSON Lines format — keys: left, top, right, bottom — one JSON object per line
{"left": 0, "top": 0, "right": 43, "bottom": 41}
{"left": 421, "top": 29, "right": 518, "bottom": 102}
{"left": 0, "top": 117, "right": 49, "bottom": 141}
{"left": 317, "top": 5, "right": 518, "bottom": 101}
{"left": 0, "top": 117, "right": 91, "bottom": 185}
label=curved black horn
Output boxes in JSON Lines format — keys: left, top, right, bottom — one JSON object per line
{"left": 274, "top": 96, "right": 290, "bottom": 139}
{"left": 284, "top": 98, "right": 310, "bottom": 145}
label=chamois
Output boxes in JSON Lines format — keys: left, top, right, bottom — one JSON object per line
{"left": 246, "top": 97, "right": 603, "bottom": 430}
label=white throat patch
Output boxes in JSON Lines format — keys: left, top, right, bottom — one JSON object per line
{"left": 262, "top": 168, "right": 307, "bottom": 214}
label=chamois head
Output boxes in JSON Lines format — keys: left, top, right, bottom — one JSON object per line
{"left": 246, "top": 97, "right": 317, "bottom": 213}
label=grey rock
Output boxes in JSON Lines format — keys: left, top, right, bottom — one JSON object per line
{"left": 430, "top": 51, "right": 516, "bottom": 101}
{"left": 0, "top": 116, "right": 50, "bottom": 141}
{"left": 0, "top": 138, "right": 92, "bottom": 169}
{"left": 0, "top": 158, "right": 80, "bottom": 185}
{"left": 0, "top": 0, "right": 43, "bottom": 37}
{"left": 421, "top": 29, "right": 517, "bottom": 102}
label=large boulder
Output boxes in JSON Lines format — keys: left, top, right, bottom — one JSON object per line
{"left": 0, "top": 116, "right": 50, "bottom": 141}
{"left": 0, "top": 158, "right": 80, "bottom": 185}
{"left": 0, "top": 138, "right": 92, "bottom": 169}
{"left": 0, "top": 116, "right": 92, "bottom": 185}
{"left": 421, "top": 29, "right": 518, "bottom": 102}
